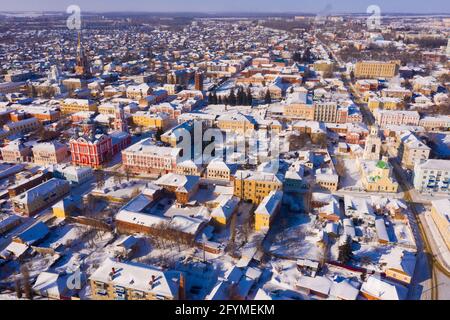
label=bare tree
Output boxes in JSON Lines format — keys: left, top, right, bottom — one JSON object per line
{"left": 334, "top": 156, "right": 347, "bottom": 177}
{"left": 113, "top": 173, "right": 122, "bottom": 185}
{"left": 124, "top": 166, "right": 132, "bottom": 182}
{"left": 15, "top": 278, "right": 22, "bottom": 299}
{"left": 95, "top": 171, "right": 106, "bottom": 189}
{"left": 20, "top": 266, "right": 32, "bottom": 300}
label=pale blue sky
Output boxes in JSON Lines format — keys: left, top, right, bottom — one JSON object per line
{"left": 0, "top": 0, "right": 448, "bottom": 14}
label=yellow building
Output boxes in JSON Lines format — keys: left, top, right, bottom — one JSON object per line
{"left": 52, "top": 198, "right": 76, "bottom": 219}
{"left": 216, "top": 113, "right": 255, "bottom": 136}
{"left": 131, "top": 111, "right": 170, "bottom": 129}
{"left": 98, "top": 103, "right": 118, "bottom": 116}
{"left": 254, "top": 190, "right": 283, "bottom": 232}
{"left": 368, "top": 97, "right": 404, "bottom": 112}
{"left": 175, "top": 160, "right": 203, "bottom": 176}
{"left": 234, "top": 170, "right": 283, "bottom": 205}
{"left": 89, "top": 258, "right": 181, "bottom": 300}
{"left": 430, "top": 199, "right": 450, "bottom": 251}
{"left": 368, "top": 98, "right": 382, "bottom": 112}
{"left": 313, "top": 60, "right": 335, "bottom": 73}
{"left": 354, "top": 61, "right": 399, "bottom": 79}
{"left": 60, "top": 99, "right": 97, "bottom": 114}
{"left": 360, "top": 157, "right": 399, "bottom": 193}
{"left": 206, "top": 159, "right": 234, "bottom": 181}
{"left": 284, "top": 103, "right": 315, "bottom": 120}
{"left": 210, "top": 195, "right": 240, "bottom": 226}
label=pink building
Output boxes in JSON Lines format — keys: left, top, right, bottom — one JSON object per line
{"left": 122, "top": 138, "right": 181, "bottom": 175}
{"left": 375, "top": 110, "right": 420, "bottom": 127}
{"left": 33, "top": 141, "right": 69, "bottom": 166}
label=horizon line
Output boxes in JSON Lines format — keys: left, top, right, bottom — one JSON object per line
{"left": 1, "top": 10, "right": 450, "bottom": 16}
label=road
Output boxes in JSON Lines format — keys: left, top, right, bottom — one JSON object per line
{"left": 320, "top": 37, "right": 449, "bottom": 299}
{"left": 390, "top": 158, "right": 450, "bottom": 300}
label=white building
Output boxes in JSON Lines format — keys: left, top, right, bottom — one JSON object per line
{"left": 413, "top": 159, "right": 450, "bottom": 194}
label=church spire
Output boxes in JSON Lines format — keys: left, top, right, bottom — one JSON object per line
{"left": 75, "top": 30, "right": 91, "bottom": 78}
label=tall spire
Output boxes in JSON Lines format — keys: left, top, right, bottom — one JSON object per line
{"left": 75, "top": 30, "right": 91, "bottom": 78}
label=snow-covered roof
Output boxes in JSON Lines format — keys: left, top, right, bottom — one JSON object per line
{"left": 14, "top": 221, "right": 49, "bottom": 246}
{"left": 12, "top": 178, "right": 69, "bottom": 206}
{"left": 431, "top": 198, "right": 450, "bottom": 222}
{"left": 155, "top": 173, "right": 199, "bottom": 193}
{"left": 171, "top": 215, "right": 204, "bottom": 235}
{"left": 89, "top": 258, "right": 180, "bottom": 299}
{"left": 255, "top": 190, "right": 283, "bottom": 217}
{"left": 360, "top": 276, "right": 407, "bottom": 300}
{"left": 32, "top": 272, "right": 66, "bottom": 298}
{"left": 329, "top": 279, "right": 360, "bottom": 300}
{"left": 211, "top": 196, "right": 239, "bottom": 220}
{"left": 297, "top": 275, "right": 332, "bottom": 296}
{"left": 379, "top": 247, "right": 416, "bottom": 277}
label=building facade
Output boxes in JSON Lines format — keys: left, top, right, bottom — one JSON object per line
{"left": 33, "top": 142, "right": 69, "bottom": 166}
{"left": 354, "top": 61, "right": 399, "bottom": 79}
{"left": 413, "top": 159, "right": 450, "bottom": 194}
{"left": 233, "top": 170, "right": 283, "bottom": 205}
{"left": 12, "top": 178, "right": 70, "bottom": 216}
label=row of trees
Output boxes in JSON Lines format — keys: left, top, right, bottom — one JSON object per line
{"left": 208, "top": 87, "right": 254, "bottom": 106}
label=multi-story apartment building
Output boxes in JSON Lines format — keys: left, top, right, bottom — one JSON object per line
{"left": 216, "top": 113, "right": 255, "bottom": 136}
{"left": 98, "top": 103, "right": 119, "bottom": 116}
{"left": 70, "top": 134, "right": 113, "bottom": 169}
{"left": 175, "top": 160, "right": 203, "bottom": 176}
{"left": 3, "top": 117, "right": 41, "bottom": 136}
{"left": 419, "top": 116, "right": 450, "bottom": 131}
{"left": 368, "top": 97, "right": 404, "bottom": 112}
{"left": 0, "top": 140, "right": 32, "bottom": 163}
{"left": 154, "top": 173, "right": 200, "bottom": 204}
{"left": 354, "top": 61, "right": 399, "bottom": 79}
{"left": 374, "top": 110, "right": 420, "bottom": 127}
{"left": 24, "top": 106, "right": 61, "bottom": 122}
{"left": 314, "top": 101, "right": 338, "bottom": 123}
{"left": 413, "top": 159, "right": 450, "bottom": 194}
{"left": 233, "top": 170, "right": 283, "bottom": 205}
{"left": 254, "top": 190, "right": 283, "bottom": 231}
{"left": 122, "top": 139, "right": 181, "bottom": 175}
{"left": 126, "top": 83, "right": 151, "bottom": 100}
{"left": 32, "top": 142, "right": 69, "bottom": 166}
{"left": 206, "top": 159, "right": 235, "bottom": 182}
{"left": 149, "top": 103, "right": 181, "bottom": 120}
{"left": 12, "top": 178, "right": 70, "bottom": 216}
{"left": 130, "top": 112, "right": 170, "bottom": 129}
{"left": 60, "top": 99, "right": 97, "bottom": 114}
{"left": 89, "top": 258, "right": 180, "bottom": 300}
{"left": 8, "top": 170, "right": 53, "bottom": 197}
{"left": 430, "top": 199, "right": 450, "bottom": 250}
{"left": 4, "top": 70, "right": 33, "bottom": 82}
{"left": 283, "top": 92, "right": 315, "bottom": 120}
{"left": 398, "top": 132, "right": 431, "bottom": 169}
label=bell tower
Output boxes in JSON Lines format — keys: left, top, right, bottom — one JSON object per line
{"left": 363, "top": 125, "right": 381, "bottom": 161}
{"left": 75, "top": 31, "right": 91, "bottom": 78}
{"left": 114, "top": 104, "right": 128, "bottom": 132}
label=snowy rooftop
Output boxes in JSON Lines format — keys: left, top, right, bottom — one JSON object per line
{"left": 89, "top": 258, "right": 180, "bottom": 299}
{"left": 360, "top": 276, "right": 407, "bottom": 300}
{"left": 255, "top": 190, "right": 283, "bottom": 217}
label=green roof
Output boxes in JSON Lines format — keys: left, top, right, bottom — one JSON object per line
{"left": 376, "top": 160, "right": 388, "bottom": 169}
